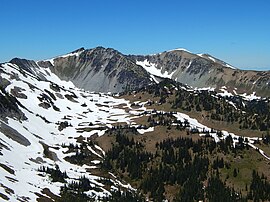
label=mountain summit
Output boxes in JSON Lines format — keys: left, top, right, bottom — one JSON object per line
{"left": 38, "top": 46, "right": 152, "bottom": 93}
{"left": 7, "top": 47, "right": 270, "bottom": 96}
{"left": 38, "top": 47, "right": 270, "bottom": 96}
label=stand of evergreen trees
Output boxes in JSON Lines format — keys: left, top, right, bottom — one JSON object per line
{"left": 58, "top": 176, "right": 144, "bottom": 201}
{"left": 37, "top": 125, "right": 270, "bottom": 201}
{"left": 103, "top": 131, "right": 153, "bottom": 179}
{"left": 64, "top": 141, "right": 102, "bottom": 166}
{"left": 102, "top": 127, "right": 270, "bottom": 201}
{"left": 131, "top": 80, "right": 270, "bottom": 131}
{"left": 38, "top": 165, "right": 68, "bottom": 183}
{"left": 248, "top": 170, "right": 270, "bottom": 201}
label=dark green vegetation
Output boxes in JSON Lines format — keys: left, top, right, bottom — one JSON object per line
{"left": 103, "top": 128, "right": 153, "bottom": 180}
{"left": 63, "top": 141, "right": 102, "bottom": 166}
{"left": 38, "top": 140, "right": 144, "bottom": 201}
{"left": 51, "top": 79, "right": 270, "bottom": 201}
{"left": 38, "top": 165, "right": 68, "bottom": 183}
{"left": 101, "top": 127, "right": 270, "bottom": 201}
{"left": 124, "top": 79, "right": 270, "bottom": 132}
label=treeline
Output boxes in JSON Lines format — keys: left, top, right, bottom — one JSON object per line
{"left": 59, "top": 179, "right": 144, "bottom": 202}
{"left": 131, "top": 79, "right": 270, "bottom": 131}
{"left": 147, "top": 111, "right": 189, "bottom": 129}
{"left": 37, "top": 127, "right": 270, "bottom": 201}
{"left": 205, "top": 176, "right": 241, "bottom": 202}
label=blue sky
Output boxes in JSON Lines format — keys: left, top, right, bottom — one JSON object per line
{"left": 0, "top": 0, "right": 270, "bottom": 70}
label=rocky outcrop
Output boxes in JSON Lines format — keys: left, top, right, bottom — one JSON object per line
{"left": 0, "top": 87, "right": 26, "bottom": 121}
{"left": 0, "top": 121, "right": 30, "bottom": 146}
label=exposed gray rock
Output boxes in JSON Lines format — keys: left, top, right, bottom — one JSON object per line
{"left": 10, "top": 87, "right": 27, "bottom": 99}
{"left": 9, "top": 58, "right": 48, "bottom": 81}
{"left": 0, "top": 76, "right": 11, "bottom": 89}
{"left": 9, "top": 58, "right": 39, "bottom": 76}
{"left": 129, "top": 50, "right": 270, "bottom": 96}
{"left": 0, "top": 121, "right": 30, "bottom": 146}
{"left": 42, "top": 47, "right": 152, "bottom": 93}
{"left": 0, "top": 88, "right": 26, "bottom": 121}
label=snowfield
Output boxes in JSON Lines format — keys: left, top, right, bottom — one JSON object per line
{"left": 0, "top": 62, "right": 137, "bottom": 201}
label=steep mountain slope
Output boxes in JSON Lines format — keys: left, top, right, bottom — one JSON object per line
{"left": 0, "top": 61, "right": 142, "bottom": 201}
{"left": 129, "top": 49, "right": 270, "bottom": 97}
{"left": 36, "top": 47, "right": 152, "bottom": 93}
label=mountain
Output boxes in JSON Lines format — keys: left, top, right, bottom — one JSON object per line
{"left": 129, "top": 49, "right": 270, "bottom": 97}
{"left": 10, "top": 46, "right": 269, "bottom": 96}
{"left": 36, "top": 47, "right": 152, "bottom": 93}
{"left": 1, "top": 47, "right": 270, "bottom": 201}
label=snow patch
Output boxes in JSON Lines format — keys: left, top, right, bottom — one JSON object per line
{"left": 137, "top": 127, "right": 154, "bottom": 134}
{"left": 136, "top": 59, "right": 174, "bottom": 79}
{"left": 225, "top": 63, "right": 236, "bottom": 69}
{"left": 194, "top": 87, "right": 215, "bottom": 91}
{"left": 186, "top": 60, "right": 193, "bottom": 69}
{"left": 166, "top": 48, "right": 192, "bottom": 53}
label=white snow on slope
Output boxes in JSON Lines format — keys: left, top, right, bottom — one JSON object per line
{"left": 225, "top": 63, "right": 236, "bottom": 69}
{"left": 0, "top": 62, "right": 139, "bottom": 201}
{"left": 208, "top": 56, "right": 216, "bottom": 62}
{"left": 218, "top": 88, "right": 233, "bottom": 97}
{"left": 197, "top": 53, "right": 236, "bottom": 69}
{"left": 173, "top": 112, "right": 266, "bottom": 156}
{"left": 136, "top": 59, "right": 174, "bottom": 79}
{"left": 186, "top": 60, "right": 193, "bottom": 69}
{"left": 137, "top": 127, "right": 154, "bottom": 134}
{"left": 241, "top": 92, "right": 261, "bottom": 101}
{"left": 194, "top": 87, "right": 215, "bottom": 91}
{"left": 217, "top": 87, "right": 261, "bottom": 101}
{"left": 150, "top": 74, "right": 160, "bottom": 83}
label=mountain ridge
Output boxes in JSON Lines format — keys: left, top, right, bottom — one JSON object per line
{"left": 129, "top": 49, "right": 270, "bottom": 97}
{"left": 6, "top": 46, "right": 270, "bottom": 97}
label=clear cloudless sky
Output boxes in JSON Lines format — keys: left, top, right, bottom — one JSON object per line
{"left": 0, "top": 0, "right": 270, "bottom": 70}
